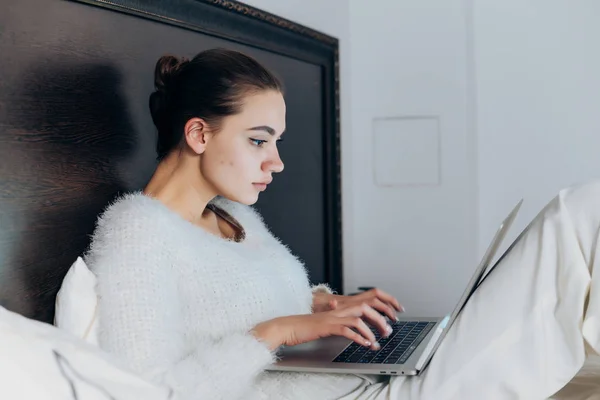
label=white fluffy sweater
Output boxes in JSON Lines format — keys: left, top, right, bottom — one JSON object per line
{"left": 84, "top": 193, "right": 368, "bottom": 400}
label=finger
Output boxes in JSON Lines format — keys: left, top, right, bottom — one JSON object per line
{"left": 344, "top": 317, "right": 379, "bottom": 351}
{"left": 337, "top": 326, "right": 375, "bottom": 349}
{"left": 329, "top": 299, "right": 338, "bottom": 310}
{"left": 366, "top": 288, "right": 404, "bottom": 312}
{"left": 358, "top": 303, "right": 393, "bottom": 338}
{"left": 369, "top": 298, "right": 399, "bottom": 322}
{"left": 334, "top": 303, "right": 392, "bottom": 339}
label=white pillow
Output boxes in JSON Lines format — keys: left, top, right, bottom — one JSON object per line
{"left": 0, "top": 306, "right": 174, "bottom": 400}
{"left": 54, "top": 257, "right": 99, "bottom": 345}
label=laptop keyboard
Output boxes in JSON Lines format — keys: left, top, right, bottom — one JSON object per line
{"left": 332, "top": 321, "right": 436, "bottom": 365}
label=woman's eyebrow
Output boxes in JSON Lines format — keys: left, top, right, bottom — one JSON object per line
{"left": 247, "top": 125, "right": 276, "bottom": 135}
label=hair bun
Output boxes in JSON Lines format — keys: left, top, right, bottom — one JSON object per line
{"left": 149, "top": 55, "right": 189, "bottom": 136}
{"left": 153, "top": 55, "right": 189, "bottom": 95}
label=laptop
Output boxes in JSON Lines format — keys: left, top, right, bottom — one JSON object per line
{"left": 266, "top": 199, "right": 523, "bottom": 376}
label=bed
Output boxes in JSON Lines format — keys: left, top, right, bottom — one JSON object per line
{"left": 0, "top": 0, "right": 598, "bottom": 399}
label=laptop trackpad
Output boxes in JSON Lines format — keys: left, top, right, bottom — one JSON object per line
{"left": 277, "top": 336, "right": 351, "bottom": 362}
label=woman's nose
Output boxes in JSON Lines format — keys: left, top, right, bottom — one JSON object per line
{"left": 265, "top": 149, "right": 284, "bottom": 173}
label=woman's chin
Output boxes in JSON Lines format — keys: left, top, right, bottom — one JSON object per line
{"left": 229, "top": 192, "right": 260, "bottom": 206}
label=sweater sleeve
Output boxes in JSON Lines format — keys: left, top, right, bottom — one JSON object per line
{"left": 88, "top": 219, "right": 276, "bottom": 400}
{"left": 311, "top": 283, "right": 335, "bottom": 295}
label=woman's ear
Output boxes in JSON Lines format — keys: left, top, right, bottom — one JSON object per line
{"left": 183, "top": 117, "right": 212, "bottom": 155}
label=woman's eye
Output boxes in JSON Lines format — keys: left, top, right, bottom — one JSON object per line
{"left": 250, "top": 138, "right": 267, "bottom": 147}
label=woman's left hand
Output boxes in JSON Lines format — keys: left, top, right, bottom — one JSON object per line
{"left": 312, "top": 288, "right": 404, "bottom": 321}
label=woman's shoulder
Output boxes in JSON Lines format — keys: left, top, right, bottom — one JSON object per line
{"left": 90, "top": 191, "right": 182, "bottom": 249}
{"left": 84, "top": 192, "right": 177, "bottom": 276}
{"left": 95, "top": 192, "right": 163, "bottom": 230}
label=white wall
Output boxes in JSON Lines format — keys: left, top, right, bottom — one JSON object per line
{"left": 347, "top": 0, "right": 477, "bottom": 317}
{"left": 474, "top": 0, "right": 600, "bottom": 257}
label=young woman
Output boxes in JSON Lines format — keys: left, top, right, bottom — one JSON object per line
{"left": 85, "top": 48, "right": 600, "bottom": 400}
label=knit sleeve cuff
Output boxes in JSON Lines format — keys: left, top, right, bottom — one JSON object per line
{"left": 161, "top": 331, "right": 277, "bottom": 399}
{"left": 227, "top": 331, "right": 277, "bottom": 371}
{"left": 311, "top": 283, "right": 335, "bottom": 295}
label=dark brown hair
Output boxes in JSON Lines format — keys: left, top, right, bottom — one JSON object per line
{"left": 149, "top": 48, "right": 283, "bottom": 160}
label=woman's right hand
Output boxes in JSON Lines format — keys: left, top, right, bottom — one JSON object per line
{"left": 251, "top": 303, "right": 393, "bottom": 352}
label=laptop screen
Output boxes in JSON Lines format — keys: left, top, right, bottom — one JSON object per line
{"left": 416, "top": 199, "right": 523, "bottom": 371}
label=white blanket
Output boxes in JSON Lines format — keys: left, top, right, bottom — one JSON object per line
{"left": 0, "top": 306, "right": 174, "bottom": 400}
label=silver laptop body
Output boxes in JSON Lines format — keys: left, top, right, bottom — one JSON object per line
{"left": 266, "top": 200, "right": 523, "bottom": 376}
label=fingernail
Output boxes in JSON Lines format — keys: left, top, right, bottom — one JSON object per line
{"left": 400, "top": 306, "right": 406, "bottom": 313}
{"left": 373, "top": 341, "right": 381, "bottom": 350}
{"left": 365, "top": 340, "right": 372, "bottom": 347}
{"left": 395, "top": 315, "right": 400, "bottom": 321}
{"left": 385, "top": 324, "right": 393, "bottom": 337}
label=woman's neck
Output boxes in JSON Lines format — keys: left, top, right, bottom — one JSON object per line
{"left": 143, "top": 153, "right": 216, "bottom": 226}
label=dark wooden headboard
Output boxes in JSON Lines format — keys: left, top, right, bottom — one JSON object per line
{"left": 0, "top": 0, "right": 342, "bottom": 324}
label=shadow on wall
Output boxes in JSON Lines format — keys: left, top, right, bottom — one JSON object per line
{"left": 0, "top": 61, "right": 143, "bottom": 323}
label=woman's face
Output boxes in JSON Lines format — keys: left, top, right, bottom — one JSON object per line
{"left": 199, "top": 90, "right": 286, "bottom": 205}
